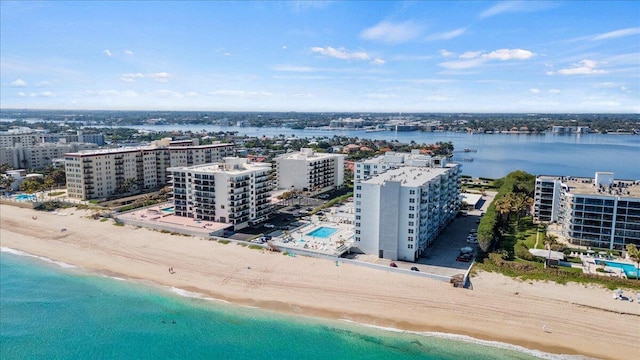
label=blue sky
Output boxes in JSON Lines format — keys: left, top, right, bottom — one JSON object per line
{"left": 1, "top": 1, "right": 639, "bottom": 113}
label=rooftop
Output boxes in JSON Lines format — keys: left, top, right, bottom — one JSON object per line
{"left": 363, "top": 165, "right": 452, "bottom": 187}
{"left": 538, "top": 175, "right": 640, "bottom": 198}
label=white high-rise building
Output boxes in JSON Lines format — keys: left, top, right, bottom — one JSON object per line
{"left": 274, "top": 148, "right": 345, "bottom": 193}
{"left": 168, "top": 157, "right": 274, "bottom": 230}
{"left": 354, "top": 161, "right": 461, "bottom": 262}
{"left": 354, "top": 150, "right": 449, "bottom": 181}
{"left": 64, "top": 142, "right": 234, "bottom": 200}
{"left": 534, "top": 172, "right": 640, "bottom": 249}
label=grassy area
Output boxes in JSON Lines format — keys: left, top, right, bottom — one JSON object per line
{"left": 479, "top": 214, "right": 640, "bottom": 291}
{"left": 48, "top": 191, "right": 65, "bottom": 197}
{"left": 475, "top": 253, "right": 640, "bottom": 290}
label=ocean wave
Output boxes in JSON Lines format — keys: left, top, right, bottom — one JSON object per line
{"left": 1, "top": 247, "right": 77, "bottom": 269}
{"left": 339, "top": 319, "right": 592, "bottom": 360}
{"left": 168, "top": 286, "right": 229, "bottom": 304}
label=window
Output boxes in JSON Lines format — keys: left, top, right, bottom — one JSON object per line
{"left": 355, "top": 223, "right": 360, "bottom": 227}
{"left": 408, "top": 221, "right": 414, "bottom": 226}
{"left": 409, "top": 198, "right": 415, "bottom": 203}
{"left": 355, "top": 215, "right": 361, "bottom": 220}
{"left": 356, "top": 185, "right": 361, "bottom": 190}
{"left": 355, "top": 230, "right": 361, "bottom": 234}
{"left": 408, "top": 214, "right": 414, "bottom": 219}
{"left": 356, "top": 194, "right": 361, "bottom": 198}
{"left": 408, "top": 236, "right": 414, "bottom": 242}
{"left": 408, "top": 244, "right": 413, "bottom": 249}
{"left": 409, "top": 190, "right": 415, "bottom": 195}
{"left": 408, "top": 229, "right": 414, "bottom": 234}
{"left": 356, "top": 208, "right": 361, "bottom": 213}
{"left": 409, "top": 206, "right": 415, "bottom": 211}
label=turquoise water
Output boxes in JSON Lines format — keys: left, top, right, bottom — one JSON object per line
{"left": 595, "top": 259, "right": 640, "bottom": 279}
{"left": 307, "top": 227, "right": 337, "bottom": 238}
{"left": 13, "top": 194, "right": 36, "bottom": 201}
{"left": 1, "top": 250, "right": 564, "bottom": 360}
{"left": 161, "top": 206, "right": 175, "bottom": 213}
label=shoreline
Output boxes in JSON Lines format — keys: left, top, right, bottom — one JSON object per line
{"left": 0, "top": 247, "right": 584, "bottom": 360}
{"left": 1, "top": 205, "right": 638, "bottom": 359}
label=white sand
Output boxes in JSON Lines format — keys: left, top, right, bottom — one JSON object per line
{"left": 1, "top": 205, "right": 638, "bottom": 360}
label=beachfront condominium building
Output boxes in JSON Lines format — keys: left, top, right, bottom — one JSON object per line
{"left": 168, "top": 157, "right": 274, "bottom": 230}
{"left": 354, "top": 150, "right": 450, "bottom": 181}
{"left": 274, "top": 148, "right": 345, "bottom": 193}
{"left": 354, "top": 159, "right": 461, "bottom": 262}
{"left": 1, "top": 142, "right": 99, "bottom": 170}
{"left": 534, "top": 172, "right": 640, "bottom": 250}
{"left": 64, "top": 140, "right": 234, "bottom": 200}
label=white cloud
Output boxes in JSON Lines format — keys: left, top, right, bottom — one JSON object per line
{"left": 147, "top": 72, "right": 172, "bottom": 83}
{"left": 548, "top": 89, "right": 560, "bottom": 94}
{"left": 459, "top": 51, "right": 482, "bottom": 59}
{"left": 555, "top": 60, "right": 607, "bottom": 75}
{"left": 282, "top": 45, "right": 287, "bottom": 50}
{"left": 223, "top": 52, "right": 232, "bottom": 56}
{"left": 154, "top": 90, "right": 184, "bottom": 98}
{"left": 124, "top": 50, "right": 134, "bottom": 55}
{"left": 36, "top": 81, "right": 51, "bottom": 87}
{"left": 425, "top": 95, "right": 451, "bottom": 102}
{"left": 365, "top": 93, "right": 396, "bottom": 99}
{"left": 29, "top": 91, "right": 54, "bottom": 97}
{"left": 426, "top": 28, "right": 466, "bottom": 41}
{"left": 186, "top": 91, "right": 199, "bottom": 97}
{"left": 18, "top": 92, "right": 26, "bottom": 97}
{"left": 438, "top": 58, "right": 485, "bottom": 70}
{"left": 438, "top": 48, "right": 534, "bottom": 70}
{"left": 120, "top": 73, "right": 144, "bottom": 82}
{"left": 84, "top": 90, "right": 138, "bottom": 97}
{"left": 360, "top": 21, "right": 422, "bottom": 44}
{"left": 10, "top": 78, "right": 28, "bottom": 87}
{"left": 311, "top": 46, "right": 370, "bottom": 61}
{"left": 479, "top": 1, "right": 556, "bottom": 19}
{"left": 103, "top": 49, "right": 113, "bottom": 57}
{"left": 482, "top": 49, "right": 534, "bottom": 60}
{"left": 530, "top": 88, "right": 540, "bottom": 94}
{"left": 272, "top": 65, "right": 315, "bottom": 72}
{"left": 208, "top": 90, "right": 273, "bottom": 98}
{"left": 592, "top": 27, "right": 640, "bottom": 41}
{"left": 370, "top": 58, "right": 386, "bottom": 65}
{"left": 439, "top": 49, "right": 455, "bottom": 58}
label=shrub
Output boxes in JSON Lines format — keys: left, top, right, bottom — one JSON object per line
{"left": 514, "top": 242, "right": 534, "bottom": 261}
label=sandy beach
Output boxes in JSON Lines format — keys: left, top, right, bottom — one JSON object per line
{"left": 1, "top": 204, "right": 638, "bottom": 360}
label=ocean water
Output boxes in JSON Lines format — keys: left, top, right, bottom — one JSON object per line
{"left": 0, "top": 250, "right": 572, "bottom": 360}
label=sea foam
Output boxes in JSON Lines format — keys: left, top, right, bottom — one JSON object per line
{"left": 339, "top": 319, "right": 594, "bottom": 360}
{"left": 1, "top": 247, "right": 77, "bottom": 269}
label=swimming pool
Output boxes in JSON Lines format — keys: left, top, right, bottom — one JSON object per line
{"left": 595, "top": 260, "right": 640, "bottom": 279}
{"left": 306, "top": 226, "right": 337, "bottom": 238}
{"left": 13, "top": 194, "right": 36, "bottom": 201}
{"left": 161, "top": 207, "right": 175, "bottom": 214}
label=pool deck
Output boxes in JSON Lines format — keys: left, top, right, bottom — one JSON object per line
{"left": 580, "top": 254, "right": 638, "bottom": 278}
{"left": 117, "top": 203, "right": 231, "bottom": 235}
{"left": 272, "top": 216, "right": 354, "bottom": 257}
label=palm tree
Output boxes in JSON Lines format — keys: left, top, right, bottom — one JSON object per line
{"left": 626, "top": 244, "right": 640, "bottom": 280}
{"left": 493, "top": 197, "right": 512, "bottom": 226}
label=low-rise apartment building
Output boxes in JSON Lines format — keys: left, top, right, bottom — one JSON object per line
{"left": 1, "top": 142, "right": 98, "bottom": 170}
{"left": 534, "top": 172, "right": 640, "bottom": 249}
{"left": 168, "top": 157, "right": 274, "bottom": 230}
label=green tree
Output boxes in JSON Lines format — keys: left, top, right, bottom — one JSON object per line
{"left": 626, "top": 244, "right": 640, "bottom": 280}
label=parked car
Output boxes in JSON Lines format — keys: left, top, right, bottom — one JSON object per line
{"left": 389, "top": 262, "right": 398, "bottom": 268}
{"left": 410, "top": 266, "right": 420, "bottom": 272}
{"left": 466, "top": 238, "right": 478, "bottom": 244}
{"left": 456, "top": 253, "right": 473, "bottom": 262}
{"left": 264, "top": 223, "right": 275, "bottom": 228}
